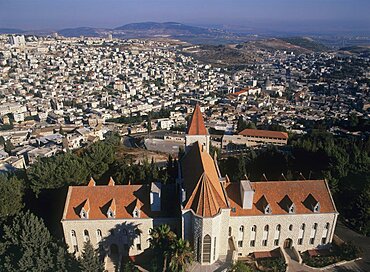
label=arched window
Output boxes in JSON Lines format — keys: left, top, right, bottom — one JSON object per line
{"left": 71, "top": 230, "right": 78, "bottom": 252}
{"left": 250, "top": 225, "right": 257, "bottom": 247}
{"left": 289, "top": 224, "right": 293, "bottom": 231}
{"left": 238, "top": 226, "right": 244, "bottom": 247}
{"left": 203, "top": 235, "right": 211, "bottom": 263}
{"left": 274, "top": 225, "right": 281, "bottom": 246}
{"left": 83, "top": 229, "right": 90, "bottom": 242}
{"left": 262, "top": 225, "right": 269, "bottom": 246}
{"left": 322, "top": 223, "right": 330, "bottom": 244}
{"left": 96, "top": 229, "right": 102, "bottom": 242}
{"left": 298, "top": 223, "right": 305, "bottom": 245}
{"left": 310, "top": 223, "right": 318, "bottom": 245}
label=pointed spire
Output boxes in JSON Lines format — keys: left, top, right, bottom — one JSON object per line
{"left": 187, "top": 104, "right": 207, "bottom": 135}
{"left": 108, "top": 177, "right": 115, "bottom": 186}
{"left": 88, "top": 177, "right": 95, "bottom": 186}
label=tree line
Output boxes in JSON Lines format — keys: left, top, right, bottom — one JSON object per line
{"left": 219, "top": 130, "right": 370, "bottom": 236}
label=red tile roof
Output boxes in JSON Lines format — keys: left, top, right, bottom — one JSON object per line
{"left": 226, "top": 180, "right": 336, "bottom": 216}
{"left": 181, "top": 142, "right": 228, "bottom": 217}
{"left": 62, "top": 183, "right": 178, "bottom": 220}
{"left": 187, "top": 104, "right": 208, "bottom": 135}
{"left": 239, "top": 129, "right": 288, "bottom": 139}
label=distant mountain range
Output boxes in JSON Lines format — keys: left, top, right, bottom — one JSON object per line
{"left": 0, "top": 22, "right": 348, "bottom": 48}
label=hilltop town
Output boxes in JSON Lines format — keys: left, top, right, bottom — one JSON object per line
{"left": 0, "top": 34, "right": 368, "bottom": 171}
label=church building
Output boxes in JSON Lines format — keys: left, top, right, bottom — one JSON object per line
{"left": 61, "top": 104, "right": 338, "bottom": 266}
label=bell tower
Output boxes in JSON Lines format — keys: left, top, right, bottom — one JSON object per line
{"left": 185, "top": 104, "right": 210, "bottom": 153}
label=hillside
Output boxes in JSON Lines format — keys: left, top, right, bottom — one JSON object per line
{"left": 57, "top": 27, "right": 106, "bottom": 37}
{"left": 188, "top": 38, "right": 324, "bottom": 67}
{"left": 281, "top": 37, "right": 329, "bottom": 51}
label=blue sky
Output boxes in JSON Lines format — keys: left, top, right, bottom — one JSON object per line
{"left": 0, "top": 0, "right": 369, "bottom": 33}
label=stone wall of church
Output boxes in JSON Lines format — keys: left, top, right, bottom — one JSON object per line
{"left": 62, "top": 217, "right": 178, "bottom": 258}
{"left": 196, "top": 209, "right": 230, "bottom": 265}
{"left": 228, "top": 212, "right": 338, "bottom": 256}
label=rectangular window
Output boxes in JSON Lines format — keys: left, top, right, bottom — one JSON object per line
{"left": 250, "top": 240, "right": 255, "bottom": 247}
{"left": 73, "top": 245, "right": 78, "bottom": 253}
{"left": 213, "top": 237, "right": 216, "bottom": 260}
{"left": 321, "top": 237, "right": 327, "bottom": 244}
{"left": 238, "top": 241, "right": 243, "bottom": 247}
{"left": 262, "top": 240, "right": 267, "bottom": 246}
{"left": 298, "top": 238, "right": 303, "bottom": 245}
{"left": 310, "top": 238, "right": 314, "bottom": 245}
{"left": 274, "top": 239, "right": 279, "bottom": 246}
{"left": 136, "top": 244, "right": 141, "bottom": 251}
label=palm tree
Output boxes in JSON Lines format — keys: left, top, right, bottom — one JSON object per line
{"left": 169, "top": 238, "right": 194, "bottom": 272}
{"left": 149, "top": 224, "right": 176, "bottom": 272}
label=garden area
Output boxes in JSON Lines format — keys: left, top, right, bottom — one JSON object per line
{"left": 301, "top": 242, "right": 361, "bottom": 268}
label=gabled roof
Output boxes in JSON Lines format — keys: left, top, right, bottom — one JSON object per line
{"left": 226, "top": 180, "right": 337, "bottom": 216}
{"left": 181, "top": 142, "right": 228, "bottom": 217}
{"left": 186, "top": 104, "right": 208, "bottom": 135}
{"left": 88, "top": 177, "right": 95, "bottom": 186}
{"left": 108, "top": 177, "right": 115, "bottom": 186}
{"left": 63, "top": 182, "right": 178, "bottom": 220}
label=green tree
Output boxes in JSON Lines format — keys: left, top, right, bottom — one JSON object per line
{"left": 83, "top": 141, "right": 115, "bottom": 179}
{"left": 122, "top": 261, "right": 139, "bottom": 272}
{"left": 169, "top": 239, "right": 193, "bottom": 272}
{"left": 27, "top": 152, "right": 89, "bottom": 195}
{"left": 0, "top": 211, "right": 76, "bottom": 272}
{"left": 0, "top": 174, "right": 24, "bottom": 219}
{"left": 78, "top": 241, "right": 104, "bottom": 272}
{"left": 229, "top": 261, "right": 253, "bottom": 272}
{"left": 149, "top": 224, "right": 177, "bottom": 272}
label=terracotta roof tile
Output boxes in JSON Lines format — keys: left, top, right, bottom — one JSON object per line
{"left": 226, "top": 180, "right": 336, "bottom": 216}
{"left": 187, "top": 104, "right": 208, "bottom": 135}
{"left": 63, "top": 183, "right": 178, "bottom": 220}
{"left": 181, "top": 142, "right": 228, "bottom": 217}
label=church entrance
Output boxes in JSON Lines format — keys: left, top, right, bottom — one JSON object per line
{"left": 283, "top": 238, "right": 292, "bottom": 249}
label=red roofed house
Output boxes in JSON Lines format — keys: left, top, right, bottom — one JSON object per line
{"left": 222, "top": 128, "right": 289, "bottom": 151}
{"left": 61, "top": 105, "right": 338, "bottom": 268}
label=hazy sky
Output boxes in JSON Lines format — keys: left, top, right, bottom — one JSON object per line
{"left": 0, "top": 0, "right": 369, "bottom": 33}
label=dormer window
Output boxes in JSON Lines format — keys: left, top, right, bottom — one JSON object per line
{"left": 313, "top": 202, "right": 320, "bottom": 213}
{"left": 264, "top": 204, "right": 272, "bottom": 214}
{"left": 256, "top": 195, "right": 272, "bottom": 214}
{"left": 289, "top": 204, "right": 295, "bottom": 214}
{"left": 133, "top": 208, "right": 140, "bottom": 218}
{"left": 107, "top": 208, "right": 115, "bottom": 218}
{"left": 80, "top": 209, "right": 88, "bottom": 218}
{"left": 279, "top": 195, "right": 295, "bottom": 214}
{"left": 79, "top": 198, "right": 90, "bottom": 219}
{"left": 303, "top": 194, "right": 320, "bottom": 213}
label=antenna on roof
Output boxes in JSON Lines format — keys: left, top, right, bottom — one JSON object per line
{"left": 262, "top": 173, "right": 268, "bottom": 181}
{"left": 281, "top": 173, "right": 287, "bottom": 181}
{"left": 308, "top": 170, "right": 312, "bottom": 180}
{"left": 244, "top": 174, "right": 249, "bottom": 180}
{"left": 299, "top": 172, "right": 306, "bottom": 180}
